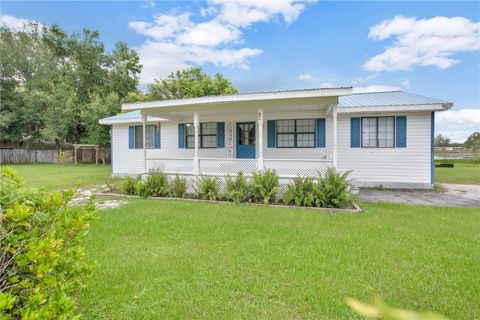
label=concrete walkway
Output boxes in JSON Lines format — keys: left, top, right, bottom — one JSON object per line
{"left": 359, "top": 183, "right": 480, "bottom": 208}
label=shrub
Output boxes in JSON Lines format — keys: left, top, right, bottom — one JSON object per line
{"left": 120, "top": 176, "right": 139, "bottom": 195}
{"left": 224, "top": 171, "right": 252, "bottom": 204}
{"left": 195, "top": 176, "right": 219, "bottom": 200}
{"left": 283, "top": 176, "right": 316, "bottom": 207}
{"left": 135, "top": 171, "right": 169, "bottom": 198}
{"left": 169, "top": 174, "right": 187, "bottom": 198}
{"left": 251, "top": 169, "right": 280, "bottom": 204}
{"left": 0, "top": 167, "right": 95, "bottom": 319}
{"left": 315, "top": 167, "right": 354, "bottom": 208}
{"left": 58, "top": 149, "right": 69, "bottom": 164}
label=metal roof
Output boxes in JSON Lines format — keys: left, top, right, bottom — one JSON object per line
{"left": 98, "top": 110, "right": 166, "bottom": 125}
{"left": 101, "top": 110, "right": 142, "bottom": 121}
{"left": 100, "top": 90, "right": 452, "bottom": 124}
{"left": 122, "top": 87, "right": 353, "bottom": 111}
{"left": 339, "top": 91, "right": 450, "bottom": 108}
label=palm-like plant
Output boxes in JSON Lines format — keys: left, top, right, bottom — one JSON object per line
{"left": 315, "top": 167, "right": 354, "bottom": 208}
{"left": 251, "top": 169, "right": 280, "bottom": 204}
{"left": 283, "top": 176, "right": 316, "bottom": 206}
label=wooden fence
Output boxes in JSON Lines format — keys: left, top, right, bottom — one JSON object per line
{"left": 0, "top": 149, "right": 110, "bottom": 164}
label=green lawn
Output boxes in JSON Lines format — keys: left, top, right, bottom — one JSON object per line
{"left": 0, "top": 163, "right": 112, "bottom": 191}
{"left": 79, "top": 199, "right": 480, "bottom": 319}
{"left": 435, "top": 163, "right": 480, "bottom": 185}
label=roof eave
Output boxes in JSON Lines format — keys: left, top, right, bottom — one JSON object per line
{"left": 98, "top": 117, "right": 166, "bottom": 125}
{"left": 338, "top": 103, "right": 451, "bottom": 114}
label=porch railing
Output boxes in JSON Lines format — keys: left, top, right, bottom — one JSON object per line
{"left": 146, "top": 157, "right": 193, "bottom": 174}
{"left": 146, "top": 157, "right": 333, "bottom": 178}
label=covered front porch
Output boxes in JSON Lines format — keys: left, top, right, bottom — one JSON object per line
{"left": 126, "top": 89, "right": 348, "bottom": 179}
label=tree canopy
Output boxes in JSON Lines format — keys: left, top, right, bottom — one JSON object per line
{"left": 124, "top": 68, "right": 238, "bottom": 103}
{"left": 1, "top": 23, "right": 238, "bottom": 147}
{"left": 0, "top": 23, "right": 141, "bottom": 147}
{"left": 464, "top": 132, "right": 480, "bottom": 151}
{"left": 434, "top": 134, "right": 452, "bottom": 148}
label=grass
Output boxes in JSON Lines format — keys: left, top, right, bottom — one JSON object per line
{"left": 79, "top": 199, "right": 480, "bottom": 319}
{"left": 434, "top": 163, "right": 480, "bottom": 185}
{"left": 0, "top": 163, "right": 112, "bottom": 191}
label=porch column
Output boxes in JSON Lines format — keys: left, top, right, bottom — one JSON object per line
{"left": 142, "top": 113, "right": 147, "bottom": 174}
{"left": 193, "top": 112, "right": 199, "bottom": 175}
{"left": 332, "top": 105, "right": 338, "bottom": 169}
{"left": 257, "top": 108, "right": 264, "bottom": 170}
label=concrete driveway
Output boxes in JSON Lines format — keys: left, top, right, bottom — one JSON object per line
{"left": 359, "top": 183, "right": 480, "bottom": 208}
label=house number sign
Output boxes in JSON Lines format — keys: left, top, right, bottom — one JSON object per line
{"left": 226, "top": 122, "right": 234, "bottom": 158}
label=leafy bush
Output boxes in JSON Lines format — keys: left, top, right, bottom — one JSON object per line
{"left": 0, "top": 167, "right": 95, "bottom": 319}
{"left": 251, "top": 169, "right": 280, "bottom": 204}
{"left": 58, "top": 149, "right": 69, "bottom": 164}
{"left": 135, "top": 171, "right": 170, "bottom": 198}
{"left": 120, "top": 176, "right": 139, "bottom": 195}
{"left": 315, "top": 167, "right": 354, "bottom": 208}
{"left": 195, "top": 176, "right": 220, "bottom": 200}
{"left": 283, "top": 176, "right": 316, "bottom": 206}
{"left": 169, "top": 174, "right": 187, "bottom": 198}
{"left": 224, "top": 172, "right": 252, "bottom": 204}
{"left": 435, "top": 158, "right": 480, "bottom": 165}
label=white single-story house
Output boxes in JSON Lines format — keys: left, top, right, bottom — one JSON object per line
{"left": 99, "top": 88, "right": 452, "bottom": 189}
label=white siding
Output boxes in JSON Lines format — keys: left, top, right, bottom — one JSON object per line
{"left": 111, "top": 125, "right": 144, "bottom": 175}
{"left": 111, "top": 110, "right": 433, "bottom": 186}
{"left": 337, "top": 112, "right": 432, "bottom": 185}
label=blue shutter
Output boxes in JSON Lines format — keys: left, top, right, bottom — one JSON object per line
{"left": 396, "top": 116, "right": 407, "bottom": 148}
{"left": 316, "top": 118, "right": 326, "bottom": 148}
{"left": 350, "top": 118, "right": 361, "bottom": 148}
{"left": 178, "top": 124, "right": 185, "bottom": 148}
{"left": 154, "top": 125, "right": 161, "bottom": 149}
{"left": 267, "top": 120, "right": 276, "bottom": 148}
{"left": 217, "top": 122, "right": 225, "bottom": 148}
{"left": 128, "top": 126, "right": 135, "bottom": 149}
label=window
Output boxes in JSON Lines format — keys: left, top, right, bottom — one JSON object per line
{"left": 185, "top": 122, "right": 217, "bottom": 148}
{"left": 276, "top": 119, "right": 315, "bottom": 148}
{"left": 361, "top": 117, "right": 394, "bottom": 148}
{"left": 133, "top": 125, "right": 157, "bottom": 149}
{"left": 186, "top": 124, "right": 195, "bottom": 149}
{"left": 201, "top": 122, "right": 217, "bottom": 148}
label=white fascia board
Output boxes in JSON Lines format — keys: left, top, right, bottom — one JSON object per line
{"left": 337, "top": 103, "right": 452, "bottom": 114}
{"left": 98, "top": 116, "right": 166, "bottom": 125}
{"left": 122, "top": 88, "right": 353, "bottom": 111}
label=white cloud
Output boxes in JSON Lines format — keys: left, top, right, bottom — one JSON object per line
{"left": 211, "top": 0, "right": 306, "bottom": 27}
{"left": 129, "top": 13, "right": 192, "bottom": 40}
{"left": 364, "top": 16, "right": 480, "bottom": 72}
{"left": 1, "top": 14, "right": 33, "bottom": 30}
{"left": 298, "top": 73, "right": 314, "bottom": 81}
{"left": 352, "top": 73, "right": 378, "bottom": 85}
{"left": 141, "top": 1, "right": 156, "bottom": 9}
{"left": 320, "top": 81, "right": 334, "bottom": 88}
{"left": 352, "top": 85, "right": 401, "bottom": 93}
{"left": 436, "top": 108, "right": 480, "bottom": 142}
{"left": 177, "top": 20, "right": 241, "bottom": 46}
{"left": 400, "top": 78, "right": 410, "bottom": 88}
{"left": 130, "top": 1, "right": 312, "bottom": 83}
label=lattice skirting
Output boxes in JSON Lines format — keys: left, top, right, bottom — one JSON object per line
{"left": 112, "top": 173, "right": 433, "bottom": 191}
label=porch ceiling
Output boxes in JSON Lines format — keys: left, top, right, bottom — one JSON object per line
{"left": 137, "top": 96, "right": 337, "bottom": 120}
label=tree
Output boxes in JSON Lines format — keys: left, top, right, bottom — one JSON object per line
{"left": 81, "top": 93, "right": 121, "bottom": 147}
{"left": 0, "top": 23, "right": 142, "bottom": 146}
{"left": 147, "top": 67, "right": 237, "bottom": 101}
{"left": 434, "top": 134, "right": 451, "bottom": 148}
{"left": 464, "top": 132, "right": 480, "bottom": 151}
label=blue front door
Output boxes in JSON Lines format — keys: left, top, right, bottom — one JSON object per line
{"left": 236, "top": 122, "right": 256, "bottom": 158}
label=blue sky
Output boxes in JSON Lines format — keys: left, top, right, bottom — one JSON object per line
{"left": 2, "top": 1, "right": 479, "bottom": 141}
